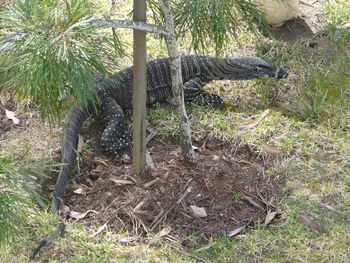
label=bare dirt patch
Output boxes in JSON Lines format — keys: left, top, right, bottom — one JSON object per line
{"left": 269, "top": 0, "right": 324, "bottom": 42}
{"left": 57, "top": 130, "right": 282, "bottom": 241}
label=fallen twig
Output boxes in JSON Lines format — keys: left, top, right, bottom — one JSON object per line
{"left": 242, "top": 196, "right": 265, "bottom": 211}
{"left": 143, "top": 177, "right": 160, "bottom": 188}
{"left": 237, "top": 109, "right": 270, "bottom": 129}
{"left": 228, "top": 218, "right": 252, "bottom": 238}
{"left": 257, "top": 192, "right": 277, "bottom": 209}
{"left": 223, "top": 151, "right": 261, "bottom": 170}
{"left": 90, "top": 221, "right": 108, "bottom": 237}
{"left": 150, "top": 179, "right": 193, "bottom": 230}
{"left": 146, "top": 130, "right": 158, "bottom": 145}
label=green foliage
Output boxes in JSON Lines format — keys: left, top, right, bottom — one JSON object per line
{"left": 174, "top": 0, "right": 267, "bottom": 55}
{"left": 0, "top": 158, "right": 47, "bottom": 248}
{"left": 0, "top": 0, "right": 273, "bottom": 121}
{"left": 322, "top": 0, "right": 350, "bottom": 46}
{"left": 0, "top": 0, "right": 121, "bottom": 122}
{"left": 149, "top": 0, "right": 267, "bottom": 55}
{"left": 297, "top": 56, "right": 350, "bottom": 128}
{"left": 323, "top": 0, "right": 350, "bottom": 25}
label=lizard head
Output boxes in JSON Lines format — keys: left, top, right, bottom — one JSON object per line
{"left": 223, "top": 57, "right": 288, "bottom": 80}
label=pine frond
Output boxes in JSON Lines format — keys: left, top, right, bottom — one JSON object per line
{"left": 0, "top": 0, "right": 123, "bottom": 122}
{"left": 0, "top": 158, "right": 49, "bottom": 247}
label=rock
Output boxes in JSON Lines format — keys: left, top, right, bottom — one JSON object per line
{"left": 212, "top": 155, "right": 220, "bottom": 161}
{"left": 253, "top": 0, "right": 299, "bottom": 27}
{"left": 190, "top": 205, "right": 207, "bottom": 218}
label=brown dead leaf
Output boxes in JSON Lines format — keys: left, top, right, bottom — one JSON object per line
{"left": 223, "top": 152, "right": 262, "bottom": 170}
{"left": 95, "top": 159, "right": 108, "bottom": 166}
{"left": 146, "top": 150, "right": 155, "bottom": 169}
{"left": 159, "top": 225, "right": 172, "bottom": 237}
{"left": 228, "top": 225, "right": 246, "bottom": 237}
{"left": 238, "top": 109, "right": 270, "bottom": 129}
{"left": 258, "top": 140, "right": 283, "bottom": 156}
{"left": 236, "top": 159, "right": 262, "bottom": 170}
{"left": 190, "top": 205, "right": 207, "bottom": 218}
{"left": 133, "top": 201, "right": 145, "bottom": 212}
{"left": 81, "top": 154, "right": 108, "bottom": 166}
{"left": 93, "top": 164, "right": 109, "bottom": 173}
{"left": 242, "top": 196, "right": 265, "bottom": 211}
{"left": 143, "top": 178, "right": 160, "bottom": 188}
{"left": 90, "top": 221, "right": 108, "bottom": 237}
{"left": 109, "top": 176, "right": 134, "bottom": 186}
{"left": 0, "top": 94, "right": 7, "bottom": 106}
{"left": 69, "top": 210, "right": 98, "bottom": 219}
{"left": 73, "top": 188, "right": 85, "bottom": 194}
{"left": 299, "top": 212, "right": 322, "bottom": 233}
{"left": 5, "top": 109, "right": 20, "bottom": 124}
{"left": 194, "top": 242, "right": 215, "bottom": 253}
{"left": 264, "top": 211, "right": 277, "bottom": 226}
{"left": 59, "top": 203, "right": 70, "bottom": 217}
{"left": 77, "top": 134, "right": 84, "bottom": 153}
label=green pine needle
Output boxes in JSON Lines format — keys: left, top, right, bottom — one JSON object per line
{"left": 0, "top": 0, "right": 122, "bottom": 123}
{"left": 0, "top": 158, "right": 49, "bottom": 248}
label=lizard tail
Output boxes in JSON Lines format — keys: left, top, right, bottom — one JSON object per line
{"left": 52, "top": 102, "right": 93, "bottom": 212}
{"left": 30, "top": 222, "right": 65, "bottom": 260}
{"left": 31, "top": 102, "right": 94, "bottom": 260}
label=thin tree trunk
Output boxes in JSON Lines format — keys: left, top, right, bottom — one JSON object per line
{"left": 161, "top": 0, "right": 196, "bottom": 164}
{"left": 132, "top": 0, "right": 147, "bottom": 175}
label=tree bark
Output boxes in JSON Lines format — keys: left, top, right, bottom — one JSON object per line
{"left": 161, "top": 0, "right": 196, "bottom": 164}
{"left": 132, "top": 0, "right": 147, "bottom": 175}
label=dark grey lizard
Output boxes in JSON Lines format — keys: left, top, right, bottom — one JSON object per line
{"left": 31, "top": 55, "right": 287, "bottom": 259}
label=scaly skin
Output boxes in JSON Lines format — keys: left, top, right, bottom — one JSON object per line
{"left": 31, "top": 55, "right": 287, "bottom": 259}
{"left": 53, "top": 55, "right": 287, "bottom": 212}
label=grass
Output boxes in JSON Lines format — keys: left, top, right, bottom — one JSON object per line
{"left": 1, "top": 0, "right": 350, "bottom": 262}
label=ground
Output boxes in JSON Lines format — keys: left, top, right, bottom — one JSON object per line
{"left": 1, "top": 0, "right": 350, "bottom": 262}
{"left": 62, "top": 134, "right": 281, "bottom": 239}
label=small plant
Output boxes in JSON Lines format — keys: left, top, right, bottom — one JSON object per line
{"left": 0, "top": 158, "right": 47, "bottom": 248}
{"left": 299, "top": 63, "right": 350, "bottom": 127}
{"left": 232, "top": 191, "right": 243, "bottom": 204}
{"left": 344, "top": 177, "right": 350, "bottom": 188}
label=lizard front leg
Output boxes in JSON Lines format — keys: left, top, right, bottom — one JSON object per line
{"left": 184, "top": 77, "right": 224, "bottom": 108}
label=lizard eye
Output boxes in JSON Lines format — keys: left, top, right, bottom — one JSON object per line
{"left": 255, "top": 66, "right": 265, "bottom": 72}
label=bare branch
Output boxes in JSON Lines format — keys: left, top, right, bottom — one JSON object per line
{"left": 161, "top": 0, "right": 196, "bottom": 164}
{"left": 91, "top": 19, "right": 168, "bottom": 36}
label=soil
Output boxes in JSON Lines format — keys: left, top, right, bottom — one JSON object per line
{"left": 54, "top": 123, "right": 282, "bottom": 241}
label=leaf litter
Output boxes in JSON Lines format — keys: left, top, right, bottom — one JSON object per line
{"left": 49, "top": 135, "right": 283, "bottom": 244}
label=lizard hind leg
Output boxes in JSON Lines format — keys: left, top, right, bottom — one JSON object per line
{"left": 100, "top": 97, "right": 131, "bottom": 155}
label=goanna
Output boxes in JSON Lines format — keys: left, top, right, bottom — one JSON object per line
{"left": 31, "top": 55, "right": 287, "bottom": 259}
